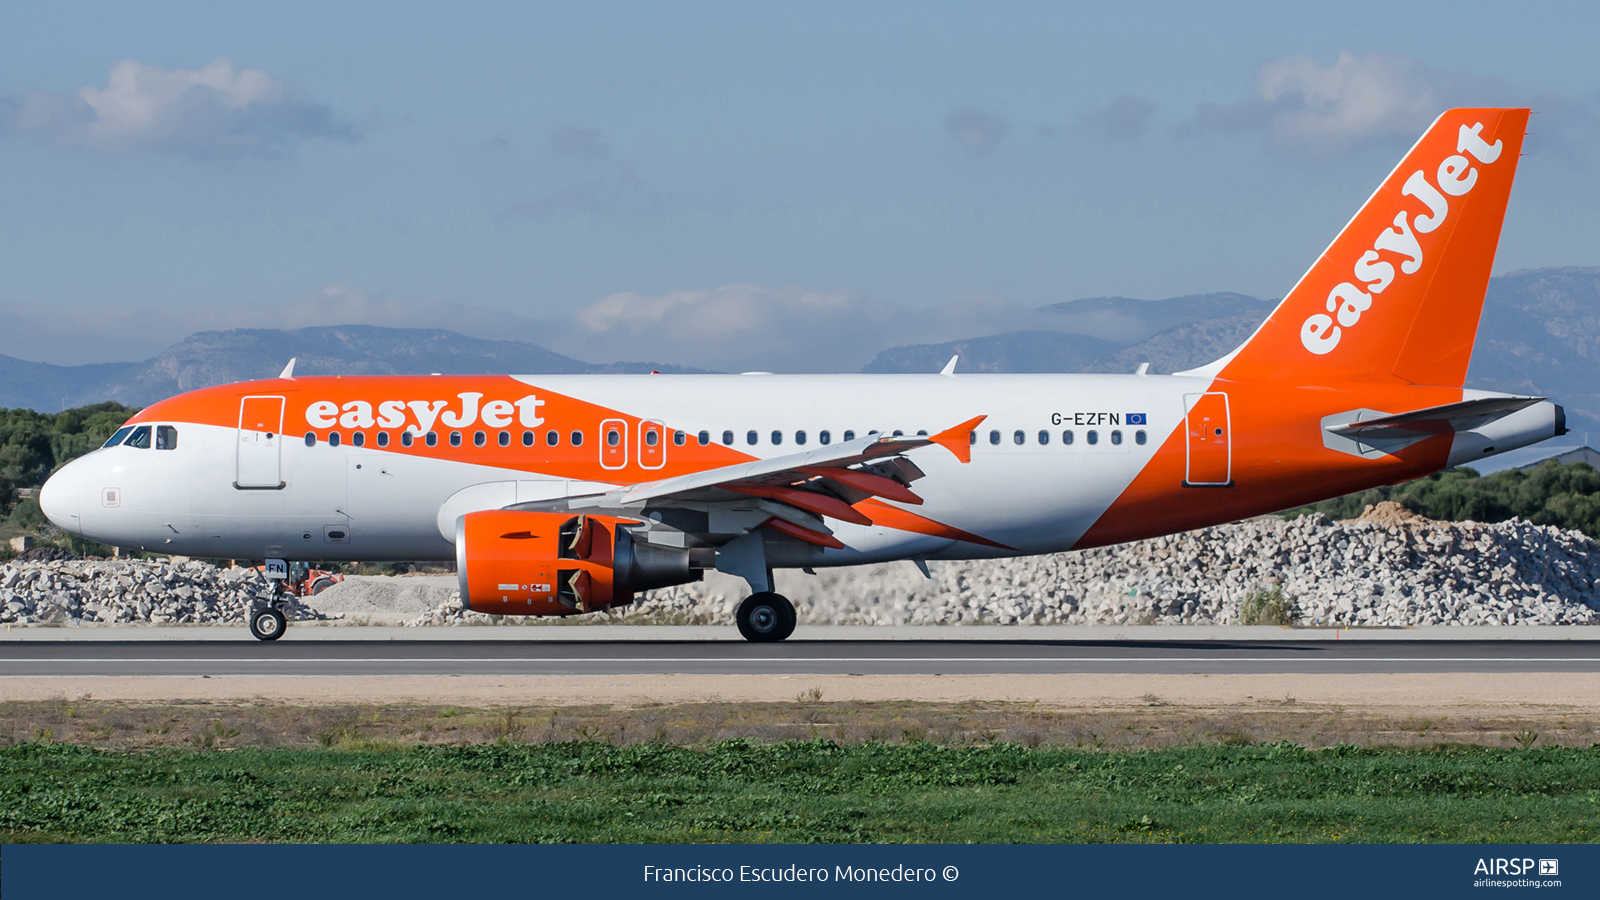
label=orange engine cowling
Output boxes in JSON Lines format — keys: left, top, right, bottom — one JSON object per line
{"left": 455, "top": 510, "right": 700, "bottom": 616}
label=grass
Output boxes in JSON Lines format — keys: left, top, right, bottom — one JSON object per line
{"left": 1, "top": 739, "right": 1597, "bottom": 843}
{"left": 1236, "top": 585, "right": 1302, "bottom": 626}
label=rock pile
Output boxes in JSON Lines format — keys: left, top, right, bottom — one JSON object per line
{"left": 7, "top": 504, "right": 1600, "bottom": 628}
{"left": 0, "top": 559, "right": 323, "bottom": 625}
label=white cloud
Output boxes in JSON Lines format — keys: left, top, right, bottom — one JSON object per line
{"left": 1, "top": 281, "right": 1090, "bottom": 373}
{"left": 0, "top": 58, "right": 355, "bottom": 155}
{"left": 1192, "top": 51, "right": 1497, "bottom": 153}
{"left": 945, "top": 107, "right": 1010, "bottom": 158}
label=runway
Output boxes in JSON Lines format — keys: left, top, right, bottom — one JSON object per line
{"left": 2, "top": 639, "right": 1597, "bottom": 676}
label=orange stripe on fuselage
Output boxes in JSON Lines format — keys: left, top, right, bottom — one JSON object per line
{"left": 1073, "top": 379, "right": 1458, "bottom": 549}
{"left": 128, "top": 375, "right": 756, "bottom": 484}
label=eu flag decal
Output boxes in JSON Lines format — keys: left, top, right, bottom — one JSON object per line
{"left": 1126, "top": 413, "right": 1147, "bottom": 425}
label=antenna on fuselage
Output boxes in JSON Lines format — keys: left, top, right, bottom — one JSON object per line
{"left": 278, "top": 358, "right": 297, "bottom": 379}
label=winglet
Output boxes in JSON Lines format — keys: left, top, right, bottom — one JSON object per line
{"left": 940, "top": 355, "right": 958, "bottom": 377}
{"left": 930, "top": 415, "right": 986, "bottom": 464}
{"left": 278, "top": 358, "right": 296, "bottom": 379}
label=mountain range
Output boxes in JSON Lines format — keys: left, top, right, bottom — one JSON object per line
{"left": 4, "top": 267, "right": 1599, "bottom": 435}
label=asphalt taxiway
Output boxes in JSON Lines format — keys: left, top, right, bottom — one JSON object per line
{"left": 1, "top": 636, "right": 1596, "bottom": 677}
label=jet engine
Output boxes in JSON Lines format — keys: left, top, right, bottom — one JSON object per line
{"left": 455, "top": 510, "right": 703, "bottom": 615}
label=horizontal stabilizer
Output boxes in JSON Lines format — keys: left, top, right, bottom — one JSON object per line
{"left": 1325, "top": 396, "right": 1544, "bottom": 440}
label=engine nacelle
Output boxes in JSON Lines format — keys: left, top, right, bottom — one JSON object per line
{"left": 455, "top": 510, "right": 701, "bottom": 615}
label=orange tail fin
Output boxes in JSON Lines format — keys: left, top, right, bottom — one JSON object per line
{"left": 1202, "top": 108, "right": 1528, "bottom": 388}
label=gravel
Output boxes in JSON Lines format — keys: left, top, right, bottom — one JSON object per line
{"left": 7, "top": 503, "right": 1600, "bottom": 628}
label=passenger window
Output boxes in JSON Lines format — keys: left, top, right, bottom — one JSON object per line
{"left": 305, "top": 432, "right": 316, "bottom": 447}
{"left": 377, "top": 432, "right": 390, "bottom": 448}
{"left": 673, "top": 430, "right": 686, "bottom": 446}
{"left": 722, "top": 430, "right": 734, "bottom": 445}
{"left": 746, "top": 430, "right": 758, "bottom": 446}
{"left": 401, "top": 431, "right": 414, "bottom": 447}
{"left": 449, "top": 431, "right": 462, "bottom": 447}
{"left": 843, "top": 430, "right": 855, "bottom": 441}
{"left": 795, "top": 430, "right": 806, "bottom": 445}
{"left": 1037, "top": 430, "right": 1049, "bottom": 445}
{"left": 352, "top": 431, "right": 365, "bottom": 448}
{"left": 542, "top": 430, "right": 555, "bottom": 446}
{"left": 606, "top": 428, "right": 621, "bottom": 447}
{"left": 697, "top": 430, "right": 710, "bottom": 446}
{"left": 156, "top": 425, "right": 178, "bottom": 450}
{"left": 1013, "top": 430, "right": 1024, "bottom": 445}
{"left": 892, "top": 430, "right": 903, "bottom": 437}
{"left": 969, "top": 432, "right": 977, "bottom": 445}
{"left": 499, "top": 431, "right": 510, "bottom": 447}
{"left": 1063, "top": 430, "right": 1074, "bottom": 445}
{"left": 819, "top": 430, "right": 831, "bottom": 445}
{"left": 917, "top": 430, "right": 928, "bottom": 436}
{"left": 1135, "top": 430, "right": 1147, "bottom": 445}
{"left": 644, "top": 430, "right": 658, "bottom": 447}
{"left": 330, "top": 431, "right": 342, "bottom": 448}
{"left": 771, "top": 430, "right": 783, "bottom": 445}
{"left": 988, "top": 430, "right": 1000, "bottom": 445}
{"left": 124, "top": 426, "right": 151, "bottom": 449}
{"left": 102, "top": 426, "right": 135, "bottom": 448}
{"left": 1111, "top": 430, "right": 1123, "bottom": 445}
{"left": 570, "top": 431, "right": 584, "bottom": 447}
{"left": 474, "top": 431, "right": 487, "bottom": 447}
{"left": 1087, "top": 430, "right": 1099, "bottom": 445}
{"left": 425, "top": 432, "right": 438, "bottom": 447}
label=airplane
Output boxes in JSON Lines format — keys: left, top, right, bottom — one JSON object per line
{"left": 40, "top": 107, "right": 1563, "bottom": 642}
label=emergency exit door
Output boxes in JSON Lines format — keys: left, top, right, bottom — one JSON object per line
{"left": 237, "top": 396, "right": 285, "bottom": 489}
{"left": 639, "top": 420, "right": 666, "bottom": 469}
{"left": 599, "top": 419, "right": 628, "bottom": 470}
{"left": 1183, "top": 392, "right": 1231, "bottom": 486}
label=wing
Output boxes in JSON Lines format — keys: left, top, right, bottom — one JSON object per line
{"left": 509, "top": 415, "right": 986, "bottom": 549}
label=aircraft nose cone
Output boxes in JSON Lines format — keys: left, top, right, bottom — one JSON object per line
{"left": 39, "top": 469, "right": 81, "bottom": 534}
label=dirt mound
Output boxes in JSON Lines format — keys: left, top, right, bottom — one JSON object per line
{"left": 1354, "top": 500, "right": 1428, "bottom": 526}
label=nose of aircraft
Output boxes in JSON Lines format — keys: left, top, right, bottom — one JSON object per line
{"left": 39, "top": 466, "right": 82, "bottom": 535}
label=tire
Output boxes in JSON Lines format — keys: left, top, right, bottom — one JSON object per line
{"left": 309, "top": 577, "right": 337, "bottom": 596}
{"left": 249, "top": 607, "right": 287, "bottom": 642}
{"left": 736, "top": 592, "right": 796, "bottom": 643}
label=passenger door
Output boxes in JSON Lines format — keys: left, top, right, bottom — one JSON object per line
{"left": 236, "top": 396, "right": 285, "bottom": 489}
{"left": 1184, "top": 392, "right": 1232, "bottom": 486}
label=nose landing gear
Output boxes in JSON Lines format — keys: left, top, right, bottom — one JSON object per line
{"left": 249, "top": 605, "right": 287, "bottom": 641}
{"left": 735, "top": 592, "right": 796, "bottom": 643}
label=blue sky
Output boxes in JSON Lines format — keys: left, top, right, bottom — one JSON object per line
{"left": 2, "top": 1, "right": 1597, "bottom": 370}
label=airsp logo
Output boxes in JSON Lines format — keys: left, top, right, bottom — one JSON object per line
{"left": 1300, "top": 121, "right": 1503, "bottom": 356}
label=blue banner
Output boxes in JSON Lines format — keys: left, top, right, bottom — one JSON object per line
{"left": 3, "top": 843, "right": 1591, "bottom": 899}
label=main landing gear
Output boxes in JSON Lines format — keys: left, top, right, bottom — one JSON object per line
{"left": 736, "top": 592, "right": 796, "bottom": 643}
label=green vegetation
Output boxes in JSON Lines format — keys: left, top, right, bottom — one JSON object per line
{"left": 1236, "top": 585, "right": 1301, "bottom": 626}
{"left": 1281, "top": 460, "right": 1600, "bottom": 537}
{"left": 0, "top": 403, "right": 137, "bottom": 551}
{"left": 1, "top": 740, "right": 1596, "bottom": 843}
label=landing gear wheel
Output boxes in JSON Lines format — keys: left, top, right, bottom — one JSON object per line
{"left": 249, "top": 607, "right": 287, "bottom": 642}
{"left": 736, "top": 592, "right": 796, "bottom": 643}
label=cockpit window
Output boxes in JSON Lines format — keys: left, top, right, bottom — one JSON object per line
{"left": 102, "top": 426, "right": 135, "bottom": 449}
{"left": 156, "top": 425, "right": 178, "bottom": 450}
{"left": 123, "top": 425, "right": 152, "bottom": 449}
